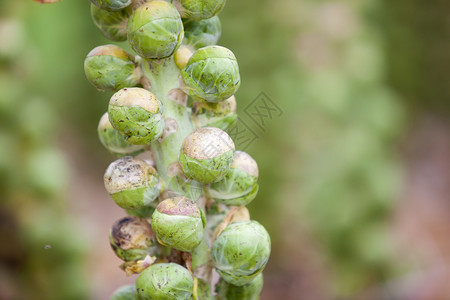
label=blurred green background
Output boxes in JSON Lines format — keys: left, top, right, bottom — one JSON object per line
{"left": 1, "top": 0, "right": 449, "bottom": 299}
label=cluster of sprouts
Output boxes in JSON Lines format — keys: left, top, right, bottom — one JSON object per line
{"left": 84, "top": 0, "right": 271, "bottom": 299}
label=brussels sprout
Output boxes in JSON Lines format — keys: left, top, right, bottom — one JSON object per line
{"left": 108, "top": 88, "right": 164, "bottom": 145}
{"left": 90, "top": 0, "right": 131, "bottom": 12}
{"left": 98, "top": 112, "right": 146, "bottom": 156}
{"left": 183, "top": 16, "right": 221, "bottom": 49}
{"left": 91, "top": 4, "right": 130, "bottom": 42}
{"left": 109, "top": 216, "right": 157, "bottom": 262}
{"left": 110, "top": 284, "right": 138, "bottom": 300}
{"left": 84, "top": 45, "right": 141, "bottom": 92}
{"left": 181, "top": 46, "right": 240, "bottom": 103}
{"left": 212, "top": 221, "right": 271, "bottom": 286}
{"left": 179, "top": 127, "right": 235, "bottom": 183}
{"left": 136, "top": 263, "right": 193, "bottom": 300}
{"left": 127, "top": 1, "right": 184, "bottom": 59}
{"left": 173, "top": 0, "right": 226, "bottom": 20}
{"left": 174, "top": 45, "right": 194, "bottom": 70}
{"left": 104, "top": 156, "right": 161, "bottom": 210}
{"left": 216, "top": 274, "right": 263, "bottom": 300}
{"left": 206, "top": 151, "right": 258, "bottom": 206}
{"left": 191, "top": 95, "right": 237, "bottom": 130}
{"left": 151, "top": 196, "right": 205, "bottom": 252}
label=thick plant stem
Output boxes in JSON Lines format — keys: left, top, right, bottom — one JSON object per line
{"left": 141, "top": 56, "right": 202, "bottom": 200}
{"left": 141, "top": 56, "right": 214, "bottom": 296}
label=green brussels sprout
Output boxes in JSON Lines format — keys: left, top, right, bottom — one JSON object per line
{"left": 104, "top": 156, "right": 161, "bottom": 210}
{"left": 173, "top": 0, "right": 226, "bottom": 20}
{"left": 109, "top": 216, "right": 157, "bottom": 262}
{"left": 179, "top": 127, "right": 235, "bottom": 183}
{"left": 216, "top": 274, "right": 263, "bottom": 300}
{"left": 136, "top": 263, "right": 193, "bottom": 300}
{"left": 174, "top": 45, "right": 194, "bottom": 70}
{"left": 151, "top": 196, "right": 205, "bottom": 252}
{"left": 212, "top": 221, "right": 271, "bottom": 286}
{"left": 181, "top": 46, "right": 240, "bottom": 103}
{"left": 98, "top": 112, "right": 146, "bottom": 156}
{"left": 183, "top": 16, "right": 221, "bottom": 49}
{"left": 84, "top": 45, "right": 141, "bottom": 92}
{"left": 91, "top": 4, "right": 130, "bottom": 42}
{"left": 192, "top": 95, "right": 237, "bottom": 130}
{"left": 127, "top": 1, "right": 184, "bottom": 59}
{"left": 90, "top": 0, "right": 131, "bottom": 12}
{"left": 108, "top": 88, "right": 164, "bottom": 145}
{"left": 206, "top": 151, "right": 259, "bottom": 206}
{"left": 110, "top": 284, "right": 138, "bottom": 300}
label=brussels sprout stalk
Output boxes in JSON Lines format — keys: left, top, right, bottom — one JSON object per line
{"left": 140, "top": 58, "right": 214, "bottom": 297}
{"left": 139, "top": 56, "right": 203, "bottom": 199}
{"left": 78, "top": 0, "right": 272, "bottom": 298}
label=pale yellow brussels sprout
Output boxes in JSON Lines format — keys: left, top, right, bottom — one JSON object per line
{"left": 174, "top": 45, "right": 194, "bottom": 70}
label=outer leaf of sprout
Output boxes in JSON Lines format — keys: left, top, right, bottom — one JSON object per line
{"left": 214, "top": 184, "right": 259, "bottom": 207}
{"left": 207, "top": 151, "right": 259, "bottom": 205}
{"left": 98, "top": 112, "right": 146, "bottom": 156}
{"left": 183, "top": 16, "right": 221, "bottom": 49}
{"left": 136, "top": 263, "right": 193, "bottom": 300}
{"left": 91, "top": 4, "right": 130, "bottom": 41}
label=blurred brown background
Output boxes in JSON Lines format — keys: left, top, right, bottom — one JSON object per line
{"left": 0, "top": 0, "right": 449, "bottom": 299}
